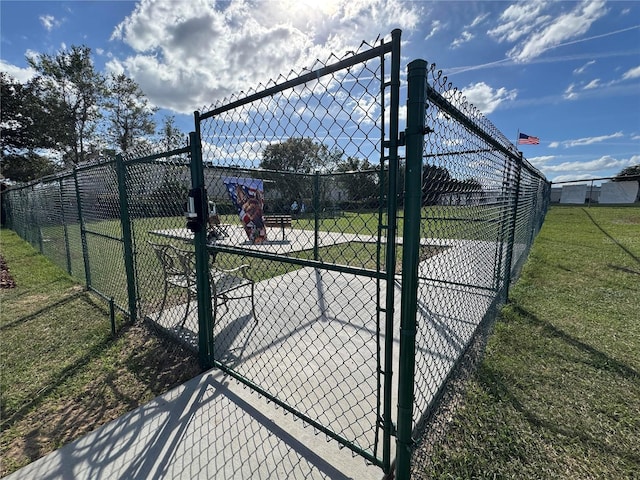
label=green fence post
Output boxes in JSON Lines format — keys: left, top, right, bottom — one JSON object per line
{"left": 58, "top": 178, "right": 73, "bottom": 275}
{"left": 313, "top": 170, "right": 320, "bottom": 261}
{"left": 504, "top": 152, "right": 523, "bottom": 301}
{"left": 190, "top": 123, "right": 214, "bottom": 369}
{"left": 382, "top": 27, "right": 402, "bottom": 475}
{"left": 32, "top": 185, "right": 44, "bottom": 253}
{"left": 116, "top": 154, "right": 138, "bottom": 323}
{"left": 396, "top": 59, "right": 427, "bottom": 480}
{"left": 73, "top": 167, "right": 92, "bottom": 288}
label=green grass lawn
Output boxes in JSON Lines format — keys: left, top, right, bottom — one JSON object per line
{"left": 420, "top": 205, "right": 640, "bottom": 479}
{"left": 0, "top": 229, "right": 202, "bottom": 477}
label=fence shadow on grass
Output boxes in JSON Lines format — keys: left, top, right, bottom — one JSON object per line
{"left": 511, "top": 302, "right": 638, "bottom": 381}
{"left": 0, "top": 290, "right": 86, "bottom": 331}
{"left": 479, "top": 302, "right": 639, "bottom": 467}
{"left": 0, "top": 296, "right": 119, "bottom": 431}
{"left": 582, "top": 208, "right": 640, "bottom": 265}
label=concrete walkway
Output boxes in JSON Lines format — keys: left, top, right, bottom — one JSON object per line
{"left": 5, "top": 238, "right": 500, "bottom": 480}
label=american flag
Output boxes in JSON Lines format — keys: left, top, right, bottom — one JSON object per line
{"left": 518, "top": 132, "right": 540, "bottom": 145}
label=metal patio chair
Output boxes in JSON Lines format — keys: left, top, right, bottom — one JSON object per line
{"left": 150, "top": 241, "right": 256, "bottom": 330}
{"left": 149, "top": 242, "right": 197, "bottom": 329}
{"left": 178, "top": 247, "right": 257, "bottom": 328}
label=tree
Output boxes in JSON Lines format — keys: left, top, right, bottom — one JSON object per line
{"left": 421, "top": 164, "right": 453, "bottom": 205}
{"left": 614, "top": 165, "right": 640, "bottom": 182}
{"left": 1, "top": 152, "right": 58, "bottom": 182}
{"left": 104, "top": 73, "right": 157, "bottom": 153}
{"left": 1, "top": 73, "right": 55, "bottom": 152}
{"left": 336, "top": 157, "right": 379, "bottom": 202}
{"left": 158, "top": 115, "right": 186, "bottom": 152}
{"left": 28, "top": 45, "right": 105, "bottom": 166}
{"left": 1, "top": 73, "right": 61, "bottom": 181}
{"left": 260, "top": 138, "right": 341, "bottom": 204}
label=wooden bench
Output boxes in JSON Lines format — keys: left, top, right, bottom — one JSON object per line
{"left": 263, "top": 214, "right": 292, "bottom": 240}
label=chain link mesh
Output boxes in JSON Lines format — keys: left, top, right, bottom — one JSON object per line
{"left": 195, "top": 38, "right": 396, "bottom": 461}
{"left": 125, "top": 148, "right": 195, "bottom": 348}
{"left": 409, "top": 63, "right": 549, "bottom": 472}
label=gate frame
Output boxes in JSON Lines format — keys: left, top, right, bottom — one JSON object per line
{"left": 190, "top": 29, "right": 402, "bottom": 474}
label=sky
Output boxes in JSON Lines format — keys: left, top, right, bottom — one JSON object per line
{"left": 1, "top": 0, "right": 639, "bottom": 184}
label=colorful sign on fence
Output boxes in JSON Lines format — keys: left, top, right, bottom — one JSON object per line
{"left": 222, "top": 177, "right": 266, "bottom": 243}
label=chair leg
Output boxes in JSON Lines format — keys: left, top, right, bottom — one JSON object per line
{"left": 180, "top": 287, "right": 193, "bottom": 329}
{"left": 159, "top": 282, "right": 169, "bottom": 320}
{"left": 251, "top": 282, "right": 257, "bottom": 323}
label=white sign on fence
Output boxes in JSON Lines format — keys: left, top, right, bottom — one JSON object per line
{"left": 560, "top": 184, "right": 587, "bottom": 204}
{"left": 599, "top": 181, "right": 639, "bottom": 204}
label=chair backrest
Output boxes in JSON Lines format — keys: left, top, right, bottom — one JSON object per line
{"left": 149, "top": 242, "right": 196, "bottom": 284}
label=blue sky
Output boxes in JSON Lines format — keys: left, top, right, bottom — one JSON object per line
{"left": 1, "top": 0, "right": 639, "bottom": 183}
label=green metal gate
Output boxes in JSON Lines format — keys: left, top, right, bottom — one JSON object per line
{"left": 189, "top": 30, "right": 402, "bottom": 473}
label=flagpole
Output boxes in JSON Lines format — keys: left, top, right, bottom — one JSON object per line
{"left": 516, "top": 129, "right": 520, "bottom": 151}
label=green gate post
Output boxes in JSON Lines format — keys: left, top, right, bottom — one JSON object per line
{"left": 190, "top": 124, "right": 214, "bottom": 369}
{"left": 73, "top": 167, "right": 92, "bottom": 288}
{"left": 396, "top": 59, "right": 428, "bottom": 480}
{"left": 116, "top": 154, "right": 138, "bottom": 322}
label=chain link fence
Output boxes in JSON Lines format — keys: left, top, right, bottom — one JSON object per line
{"left": 2, "top": 32, "right": 550, "bottom": 479}
{"left": 402, "top": 61, "right": 549, "bottom": 478}
{"left": 550, "top": 176, "right": 640, "bottom": 205}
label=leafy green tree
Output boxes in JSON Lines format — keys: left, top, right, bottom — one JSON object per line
{"left": 28, "top": 45, "right": 105, "bottom": 166}
{"left": 1, "top": 73, "right": 61, "bottom": 181}
{"left": 336, "top": 157, "right": 379, "bottom": 201}
{"left": 1, "top": 152, "right": 58, "bottom": 182}
{"left": 1, "top": 73, "right": 56, "bottom": 152}
{"left": 104, "top": 73, "right": 157, "bottom": 153}
{"left": 422, "top": 164, "right": 453, "bottom": 205}
{"left": 614, "top": 165, "right": 640, "bottom": 182}
{"left": 158, "top": 115, "right": 186, "bottom": 152}
{"left": 260, "top": 138, "right": 341, "bottom": 205}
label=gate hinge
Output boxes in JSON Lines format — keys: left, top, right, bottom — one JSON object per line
{"left": 396, "top": 128, "right": 431, "bottom": 147}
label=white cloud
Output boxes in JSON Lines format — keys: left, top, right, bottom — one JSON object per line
{"left": 573, "top": 60, "right": 595, "bottom": 74}
{"left": 109, "top": 0, "right": 421, "bottom": 114}
{"left": 563, "top": 132, "right": 624, "bottom": 147}
{"left": 583, "top": 79, "right": 601, "bottom": 89}
{"left": 622, "top": 65, "right": 640, "bottom": 80}
{"left": 0, "top": 60, "right": 36, "bottom": 83}
{"left": 528, "top": 155, "right": 555, "bottom": 167}
{"left": 544, "top": 154, "right": 639, "bottom": 173}
{"left": 488, "top": 2, "right": 551, "bottom": 43}
{"left": 451, "top": 31, "right": 473, "bottom": 49}
{"left": 39, "top": 14, "right": 61, "bottom": 32}
{"left": 450, "top": 12, "right": 490, "bottom": 49}
{"left": 549, "top": 141, "right": 560, "bottom": 148}
{"left": 563, "top": 83, "right": 578, "bottom": 100}
{"left": 425, "top": 20, "right": 442, "bottom": 41}
{"left": 459, "top": 82, "right": 517, "bottom": 114}
{"left": 490, "top": 0, "right": 608, "bottom": 62}
{"left": 550, "top": 173, "right": 599, "bottom": 183}
{"left": 469, "top": 13, "right": 490, "bottom": 28}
